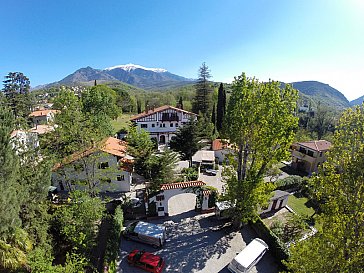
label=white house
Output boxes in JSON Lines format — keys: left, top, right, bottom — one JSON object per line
{"left": 29, "top": 109, "right": 59, "bottom": 125}
{"left": 10, "top": 130, "right": 39, "bottom": 154}
{"left": 52, "top": 137, "right": 133, "bottom": 193}
{"left": 130, "top": 105, "right": 197, "bottom": 145}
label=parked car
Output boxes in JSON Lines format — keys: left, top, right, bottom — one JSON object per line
{"left": 205, "top": 169, "right": 218, "bottom": 176}
{"left": 127, "top": 249, "right": 165, "bottom": 273}
{"left": 123, "top": 221, "right": 166, "bottom": 248}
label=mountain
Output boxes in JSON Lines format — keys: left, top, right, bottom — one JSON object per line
{"left": 350, "top": 95, "right": 364, "bottom": 106}
{"left": 287, "top": 81, "right": 350, "bottom": 109}
{"left": 42, "top": 64, "right": 193, "bottom": 90}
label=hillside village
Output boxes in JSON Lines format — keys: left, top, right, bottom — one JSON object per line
{"left": 0, "top": 66, "right": 363, "bottom": 273}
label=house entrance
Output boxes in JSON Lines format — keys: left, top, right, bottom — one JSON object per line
{"left": 159, "top": 135, "right": 166, "bottom": 144}
{"left": 147, "top": 181, "right": 216, "bottom": 217}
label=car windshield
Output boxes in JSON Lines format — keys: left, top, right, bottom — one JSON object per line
{"left": 134, "top": 250, "right": 144, "bottom": 261}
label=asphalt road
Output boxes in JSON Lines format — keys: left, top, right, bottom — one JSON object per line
{"left": 116, "top": 165, "right": 280, "bottom": 273}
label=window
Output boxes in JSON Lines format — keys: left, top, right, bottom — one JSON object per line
{"left": 117, "top": 175, "right": 125, "bottom": 181}
{"left": 170, "top": 123, "right": 173, "bottom": 127}
{"left": 175, "top": 123, "right": 179, "bottom": 127}
{"left": 152, "top": 124, "right": 155, "bottom": 127}
{"left": 158, "top": 207, "right": 165, "bottom": 211}
{"left": 307, "top": 150, "right": 314, "bottom": 157}
{"left": 141, "top": 124, "right": 147, "bottom": 128}
{"left": 99, "top": 162, "right": 109, "bottom": 169}
{"left": 156, "top": 195, "right": 165, "bottom": 201}
{"left": 163, "top": 123, "right": 166, "bottom": 127}
{"left": 319, "top": 152, "right": 323, "bottom": 157}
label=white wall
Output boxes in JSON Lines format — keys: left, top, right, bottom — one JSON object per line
{"left": 52, "top": 152, "right": 132, "bottom": 192}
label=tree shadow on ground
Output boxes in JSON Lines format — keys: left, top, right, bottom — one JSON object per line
{"left": 280, "top": 165, "right": 308, "bottom": 177}
{"left": 117, "top": 210, "right": 237, "bottom": 272}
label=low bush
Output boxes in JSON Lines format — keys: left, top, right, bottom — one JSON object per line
{"left": 275, "top": 175, "right": 305, "bottom": 191}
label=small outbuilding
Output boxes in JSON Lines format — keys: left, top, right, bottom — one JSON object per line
{"left": 260, "top": 190, "right": 290, "bottom": 214}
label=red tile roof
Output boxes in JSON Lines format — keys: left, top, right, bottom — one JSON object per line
{"left": 297, "top": 140, "right": 332, "bottom": 152}
{"left": 160, "top": 180, "right": 206, "bottom": 190}
{"left": 29, "top": 109, "right": 59, "bottom": 117}
{"left": 53, "top": 137, "right": 128, "bottom": 170}
{"left": 130, "top": 105, "right": 197, "bottom": 121}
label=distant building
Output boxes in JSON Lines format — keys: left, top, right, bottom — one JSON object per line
{"left": 211, "top": 139, "right": 234, "bottom": 164}
{"left": 52, "top": 137, "right": 133, "bottom": 193}
{"left": 291, "top": 140, "right": 332, "bottom": 174}
{"left": 29, "top": 109, "right": 59, "bottom": 125}
{"left": 192, "top": 150, "right": 215, "bottom": 170}
{"left": 130, "top": 105, "right": 197, "bottom": 145}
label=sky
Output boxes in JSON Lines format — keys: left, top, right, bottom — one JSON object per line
{"left": 1, "top": 0, "right": 364, "bottom": 101}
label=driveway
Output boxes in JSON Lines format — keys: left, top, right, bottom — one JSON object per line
{"left": 116, "top": 212, "right": 280, "bottom": 273}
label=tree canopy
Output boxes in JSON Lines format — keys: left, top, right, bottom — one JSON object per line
{"left": 286, "top": 104, "right": 364, "bottom": 273}
{"left": 222, "top": 73, "right": 298, "bottom": 226}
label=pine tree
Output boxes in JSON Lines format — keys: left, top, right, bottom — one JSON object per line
{"left": 216, "top": 83, "right": 226, "bottom": 132}
{"left": 2, "top": 72, "right": 32, "bottom": 119}
{"left": 192, "top": 62, "right": 213, "bottom": 116}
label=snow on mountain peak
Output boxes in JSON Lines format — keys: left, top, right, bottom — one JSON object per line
{"left": 104, "top": 63, "right": 167, "bottom": 73}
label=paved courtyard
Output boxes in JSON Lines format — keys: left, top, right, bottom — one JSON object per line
{"left": 116, "top": 164, "right": 280, "bottom": 273}
{"left": 117, "top": 211, "right": 280, "bottom": 273}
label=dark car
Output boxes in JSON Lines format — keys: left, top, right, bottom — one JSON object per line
{"left": 127, "top": 249, "right": 165, "bottom": 273}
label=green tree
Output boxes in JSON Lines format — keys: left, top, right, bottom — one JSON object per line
{"left": 211, "top": 103, "right": 216, "bottom": 132}
{"left": 126, "top": 126, "right": 155, "bottom": 178}
{"left": 2, "top": 72, "right": 33, "bottom": 124}
{"left": 177, "top": 96, "right": 184, "bottom": 109}
{"left": 54, "top": 191, "right": 104, "bottom": 255}
{"left": 192, "top": 62, "right": 213, "bottom": 116}
{"left": 308, "top": 102, "right": 335, "bottom": 140}
{"left": 286, "top": 104, "right": 364, "bottom": 273}
{"left": 222, "top": 73, "right": 298, "bottom": 227}
{"left": 169, "top": 119, "right": 203, "bottom": 166}
{"left": 82, "top": 85, "right": 119, "bottom": 119}
{"left": 0, "top": 105, "right": 21, "bottom": 237}
{"left": 216, "top": 82, "right": 226, "bottom": 132}
{"left": 147, "top": 149, "right": 179, "bottom": 191}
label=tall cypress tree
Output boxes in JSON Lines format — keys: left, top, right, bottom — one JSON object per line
{"left": 216, "top": 83, "right": 226, "bottom": 132}
{"left": 192, "top": 62, "right": 213, "bottom": 116}
{"left": 177, "top": 96, "right": 184, "bottom": 110}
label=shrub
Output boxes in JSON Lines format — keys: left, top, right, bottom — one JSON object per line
{"left": 250, "top": 218, "right": 289, "bottom": 268}
{"left": 275, "top": 175, "right": 304, "bottom": 191}
{"left": 181, "top": 167, "right": 199, "bottom": 181}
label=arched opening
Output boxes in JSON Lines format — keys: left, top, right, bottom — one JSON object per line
{"left": 167, "top": 193, "right": 196, "bottom": 217}
{"left": 159, "top": 135, "right": 166, "bottom": 144}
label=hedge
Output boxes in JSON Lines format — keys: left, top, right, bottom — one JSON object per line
{"left": 250, "top": 217, "right": 289, "bottom": 268}
{"left": 104, "top": 205, "right": 124, "bottom": 273}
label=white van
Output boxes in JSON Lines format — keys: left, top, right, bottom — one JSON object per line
{"left": 228, "top": 238, "right": 269, "bottom": 273}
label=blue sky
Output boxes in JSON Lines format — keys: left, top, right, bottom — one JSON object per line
{"left": 1, "top": 0, "right": 363, "bottom": 100}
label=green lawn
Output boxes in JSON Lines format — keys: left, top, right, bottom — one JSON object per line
{"left": 287, "top": 195, "right": 315, "bottom": 218}
{"left": 111, "top": 113, "right": 134, "bottom": 134}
